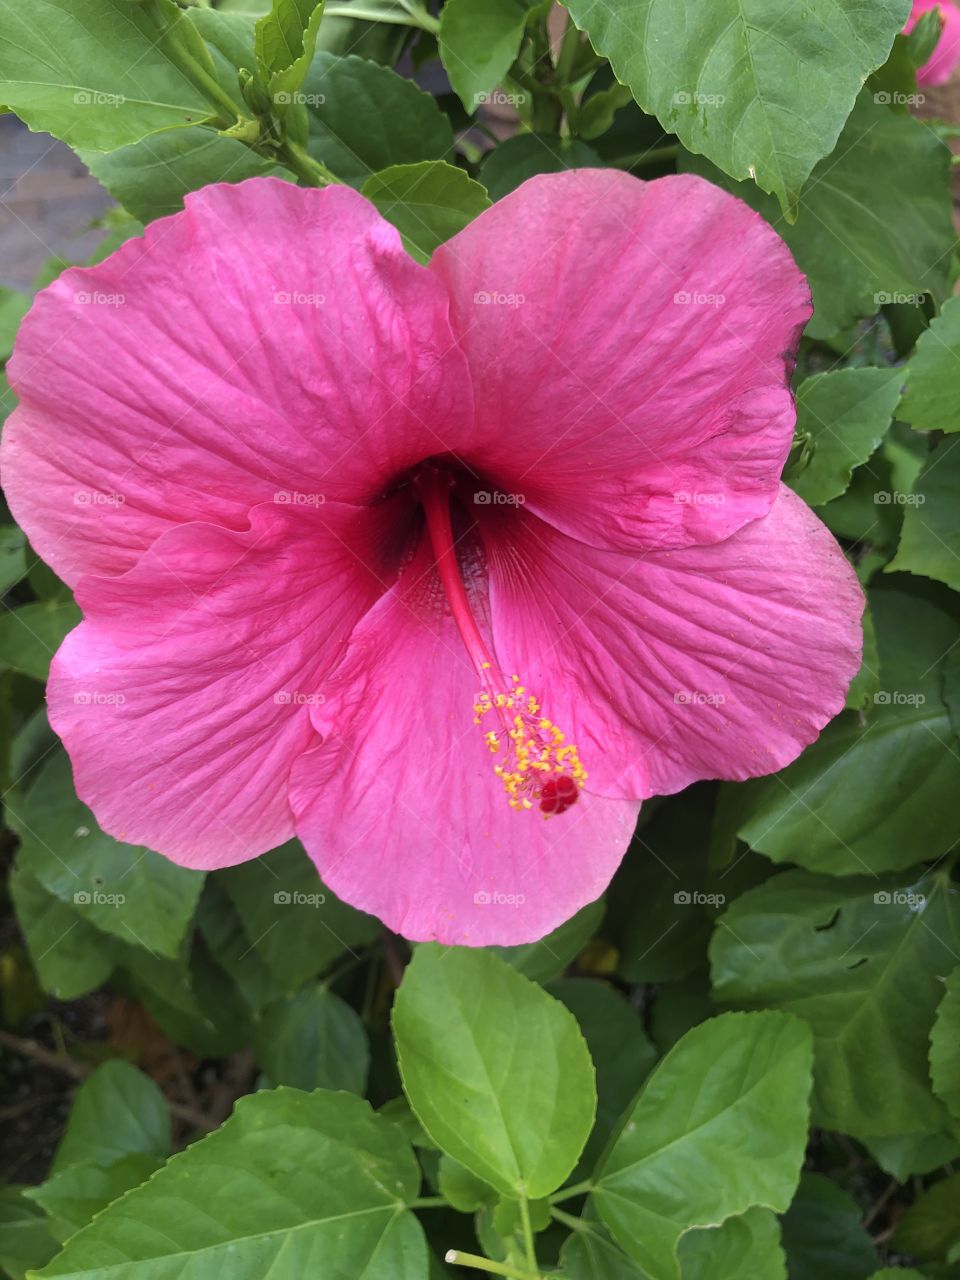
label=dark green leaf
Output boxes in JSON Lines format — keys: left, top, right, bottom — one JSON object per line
{"left": 9, "top": 863, "right": 115, "bottom": 1000}
{"left": 930, "top": 965, "right": 960, "bottom": 1123}
{"left": 480, "top": 133, "right": 601, "bottom": 200}
{"left": 900, "top": 296, "right": 960, "bottom": 432}
{"left": 780, "top": 1173, "right": 877, "bottom": 1280}
{"left": 361, "top": 161, "right": 491, "bottom": 261}
{"left": 254, "top": 983, "right": 369, "bottom": 1093}
{"left": 888, "top": 437, "right": 960, "bottom": 591}
{"left": 0, "top": 599, "right": 80, "bottom": 680}
{"left": 51, "top": 1060, "right": 170, "bottom": 1174}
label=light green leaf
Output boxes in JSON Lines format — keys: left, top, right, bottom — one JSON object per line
{"left": 790, "top": 368, "right": 903, "bottom": 507}
{"left": 255, "top": 0, "right": 325, "bottom": 102}
{"left": 82, "top": 129, "right": 294, "bottom": 223}
{"left": 361, "top": 161, "right": 491, "bottom": 261}
{"left": 254, "top": 983, "right": 370, "bottom": 1094}
{"left": 492, "top": 899, "right": 605, "bottom": 984}
{"left": 480, "top": 133, "right": 602, "bottom": 201}
{"left": 302, "top": 52, "right": 455, "bottom": 188}
{"left": 892, "top": 1172, "right": 960, "bottom": 1261}
{"left": 9, "top": 863, "right": 115, "bottom": 1000}
{"left": 51, "top": 1061, "right": 169, "bottom": 1174}
{"left": 0, "top": 1189, "right": 60, "bottom": 1280}
{"left": 864, "top": 1130, "right": 960, "bottom": 1181}
{"left": 0, "top": 287, "right": 30, "bottom": 361}
{"left": 559, "top": 1216, "right": 647, "bottom": 1279}
{"left": 900, "top": 296, "right": 960, "bottom": 432}
{"left": 593, "top": 1011, "right": 812, "bottom": 1280}
{"left": 684, "top": 93, "right": 954, "bottom": 338}
{"left": 678, "top": 1207, "right": 786, "bottom": 1280}
{"left": 888, "top": 437, "right": 960, "bottom": 591}
{"left": 930, "top": 966, "right": 960, "bottom": 1123}
{"left": 25, "top": 1155, "right": 163, "bottom": 1237}
{"left": 710, "top": 868, "right": 960, "bottom": 1137}
{"left": 34, "top": 1089, "right": 428, "bottom": 1280}
{"left": 9, "top": 750, "right": 204, "bottom": 959}
{"left": 437, "top": 1156, "right": 497, "bottom": 1213}
{"left": 564, "top": 0, "right": 909, "bottom": 214}
{"left": 0, "top": 0, "right": 217, "bottom": 151}
{"left": 438, "top": 0, "right": 534, "bottom": 111}
{"left": 0, "top": 599, "right": 80, "bottom": 680}
{"left": 393, "top": 944, "right": 596, "bottom": 1199}
{"left": 779, "top": 1173, "right": 877, "bottom": 1280}
{"left": 218, "top": 840, "right": 379, "bottom": 991}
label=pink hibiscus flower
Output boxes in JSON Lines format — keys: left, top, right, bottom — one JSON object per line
{"left": 906, "top": 0, "right": 960, "bottom": 85}
{"left": 1, "top": 171, "right": 862, "bottom": 946}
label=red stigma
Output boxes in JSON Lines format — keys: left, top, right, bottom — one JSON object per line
{"left": 539, "top": 774, "right": 579, "bottom": 816}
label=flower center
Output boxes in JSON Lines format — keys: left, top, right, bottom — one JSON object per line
{"left": 415, "top": 464, "right": 586, "bottom": 817}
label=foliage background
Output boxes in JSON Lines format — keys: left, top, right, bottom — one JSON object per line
{"left": 1, "top": 1, "right": 960, "bottom": 1277}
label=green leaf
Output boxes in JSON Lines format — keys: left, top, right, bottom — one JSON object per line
{"left": 892, "top": 1172, "right": 960, "bottom": 1261}
{"left": 119, "top": 944, "right": 248, "bottom": 1059}
{"left": 888, "top": 437, "right": 960, "bottom": 591}
{"left": 593, "top": 1011, "right": 812, "bottom": 1279}
{"left": 393, "top": 944, "right": 596, "bottom": 1199}
{"left": 33, "top": 1089, "right": 428, "bottom": 1280}
{"left": 9, "top": 863, "right": 115, "bottom": 1000}
{"left": 930, "top": 966, "right": 960, "bottom": 1123}
{"left": 438, "top": 0, "right": 534, "bottom": 111}
{"left": 551, "top": 978, "right": 657, "bottom": 1172}
{"left": 254, "top": 983, "right": 370, "bottom": 1094}
{"left": 717, "top": 584, "right": 960, "bottom": 877}
{"left": 0, "top": 1189, "right": 60, "bottom": 1280}
{"left": 790, "top": 368, "right": 903, "bottom": 507}
{"left": 866, "top": 1271, "right": 925, "bottom": 1280}
{"left": 51, "top": 1060, "right": 170, "bottom": 1174}
{"left": 255, "top": 0, "right": 325, "bottom": 102}
{"left": 563, "top": 0, "right": 909, "bottom": 214}
{"left": 559, "top": 1216, "right": 646, "bottom": 1279}
{"left": 81, "top": 130, "right": 294, "bottom": 223}
{"left": 900, "top": 296, "right": 960, "bottom": 432}
{"left": 864, "top": 1129, "right": 960, "bottom": 1180}
{"left": 437, "top": 1156, "right": 498, "bottom": 1213}
{"left": 845, "top": 607, "right": 880, "bottom": 711}
{"left": 0, "top": 599, "right": 80, "bottom": 680}
{"left": 479, "top": 133, "right": 602, "bottom": 201}
{"left": 780, "top": 1173, "right": 877, "bottom": 1280}
{"left": 677, "top": 1208, "right": 786, "bottom": 1279}
{"left": 361, "top": 161, "right": 491, "bottom": 261}
{"left": 25, "top": 1155, "right": 163, "bottom": 1237}
{"left": 491, "top": 898, "right": 605, "bottom": 983}
{"left": 218, "top": 840, "right": 379, "bottom": 991}
{"left": 9, "top": 750, "right": 204, "bottom": 959}
{"left": 302, "top": 52, "right": 455, "bottom": 187}
{"left": 0, "top": 0, "right": 217, "bottom": 151}
{"left": 710, "top": 868, "right": 960, "bottom": 1137}
{"left": 684, "top": 93, "right": 954, "bottom": 338}
{"left": 0, "top": 287, "right": 30, "bottom": 361}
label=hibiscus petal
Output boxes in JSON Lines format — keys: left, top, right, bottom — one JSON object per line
{"left": 2, "top": 177, "right": 471, "bottom": 585}
{"left": 47, "top": 500, "right": 408, "bottom": 867}
{"left": 289, "top": 537, "right": 639, "bottom": 945}
{"left": 484, "top": 486, "right": 863, "bottom": 798}
{"left": 431, "top": 169, "right": 811, "bottom": 553}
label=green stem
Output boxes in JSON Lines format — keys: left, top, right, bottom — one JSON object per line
{"left": 611, "top": 143, "right": 680, "bottom": 170}
{"left": 277, "top": 139, "right": 341, "bottom": 186}
{"left": 554, "top": 13, "right": 583, "bottom": 86}
{"left": 322, "top": 2, "right": 439, "bottom": 31}
{"left": 550, "top": 1206, "right": 583, "bottom": 1231}
{"left": 518, "top": 1196, "right": 539, "bottom": 1277}
{"left": 143, "top": 3, "right": 239, "bottom": 123}
{"left": 411, "top": 1196, "right": 448, "bottom": 1209}
{"left": 445, "top": 1251, "right": 540, "bottom": 1280}
{"left": 548, "top": 1180, "right": 594, "bottom": 1204}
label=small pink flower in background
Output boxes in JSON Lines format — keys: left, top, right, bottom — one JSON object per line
{"left": 906, "top": 0, "right": 960, "bottom": 85}
{"left": 1, "top": 172, "right": 862, "bottom": 946}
